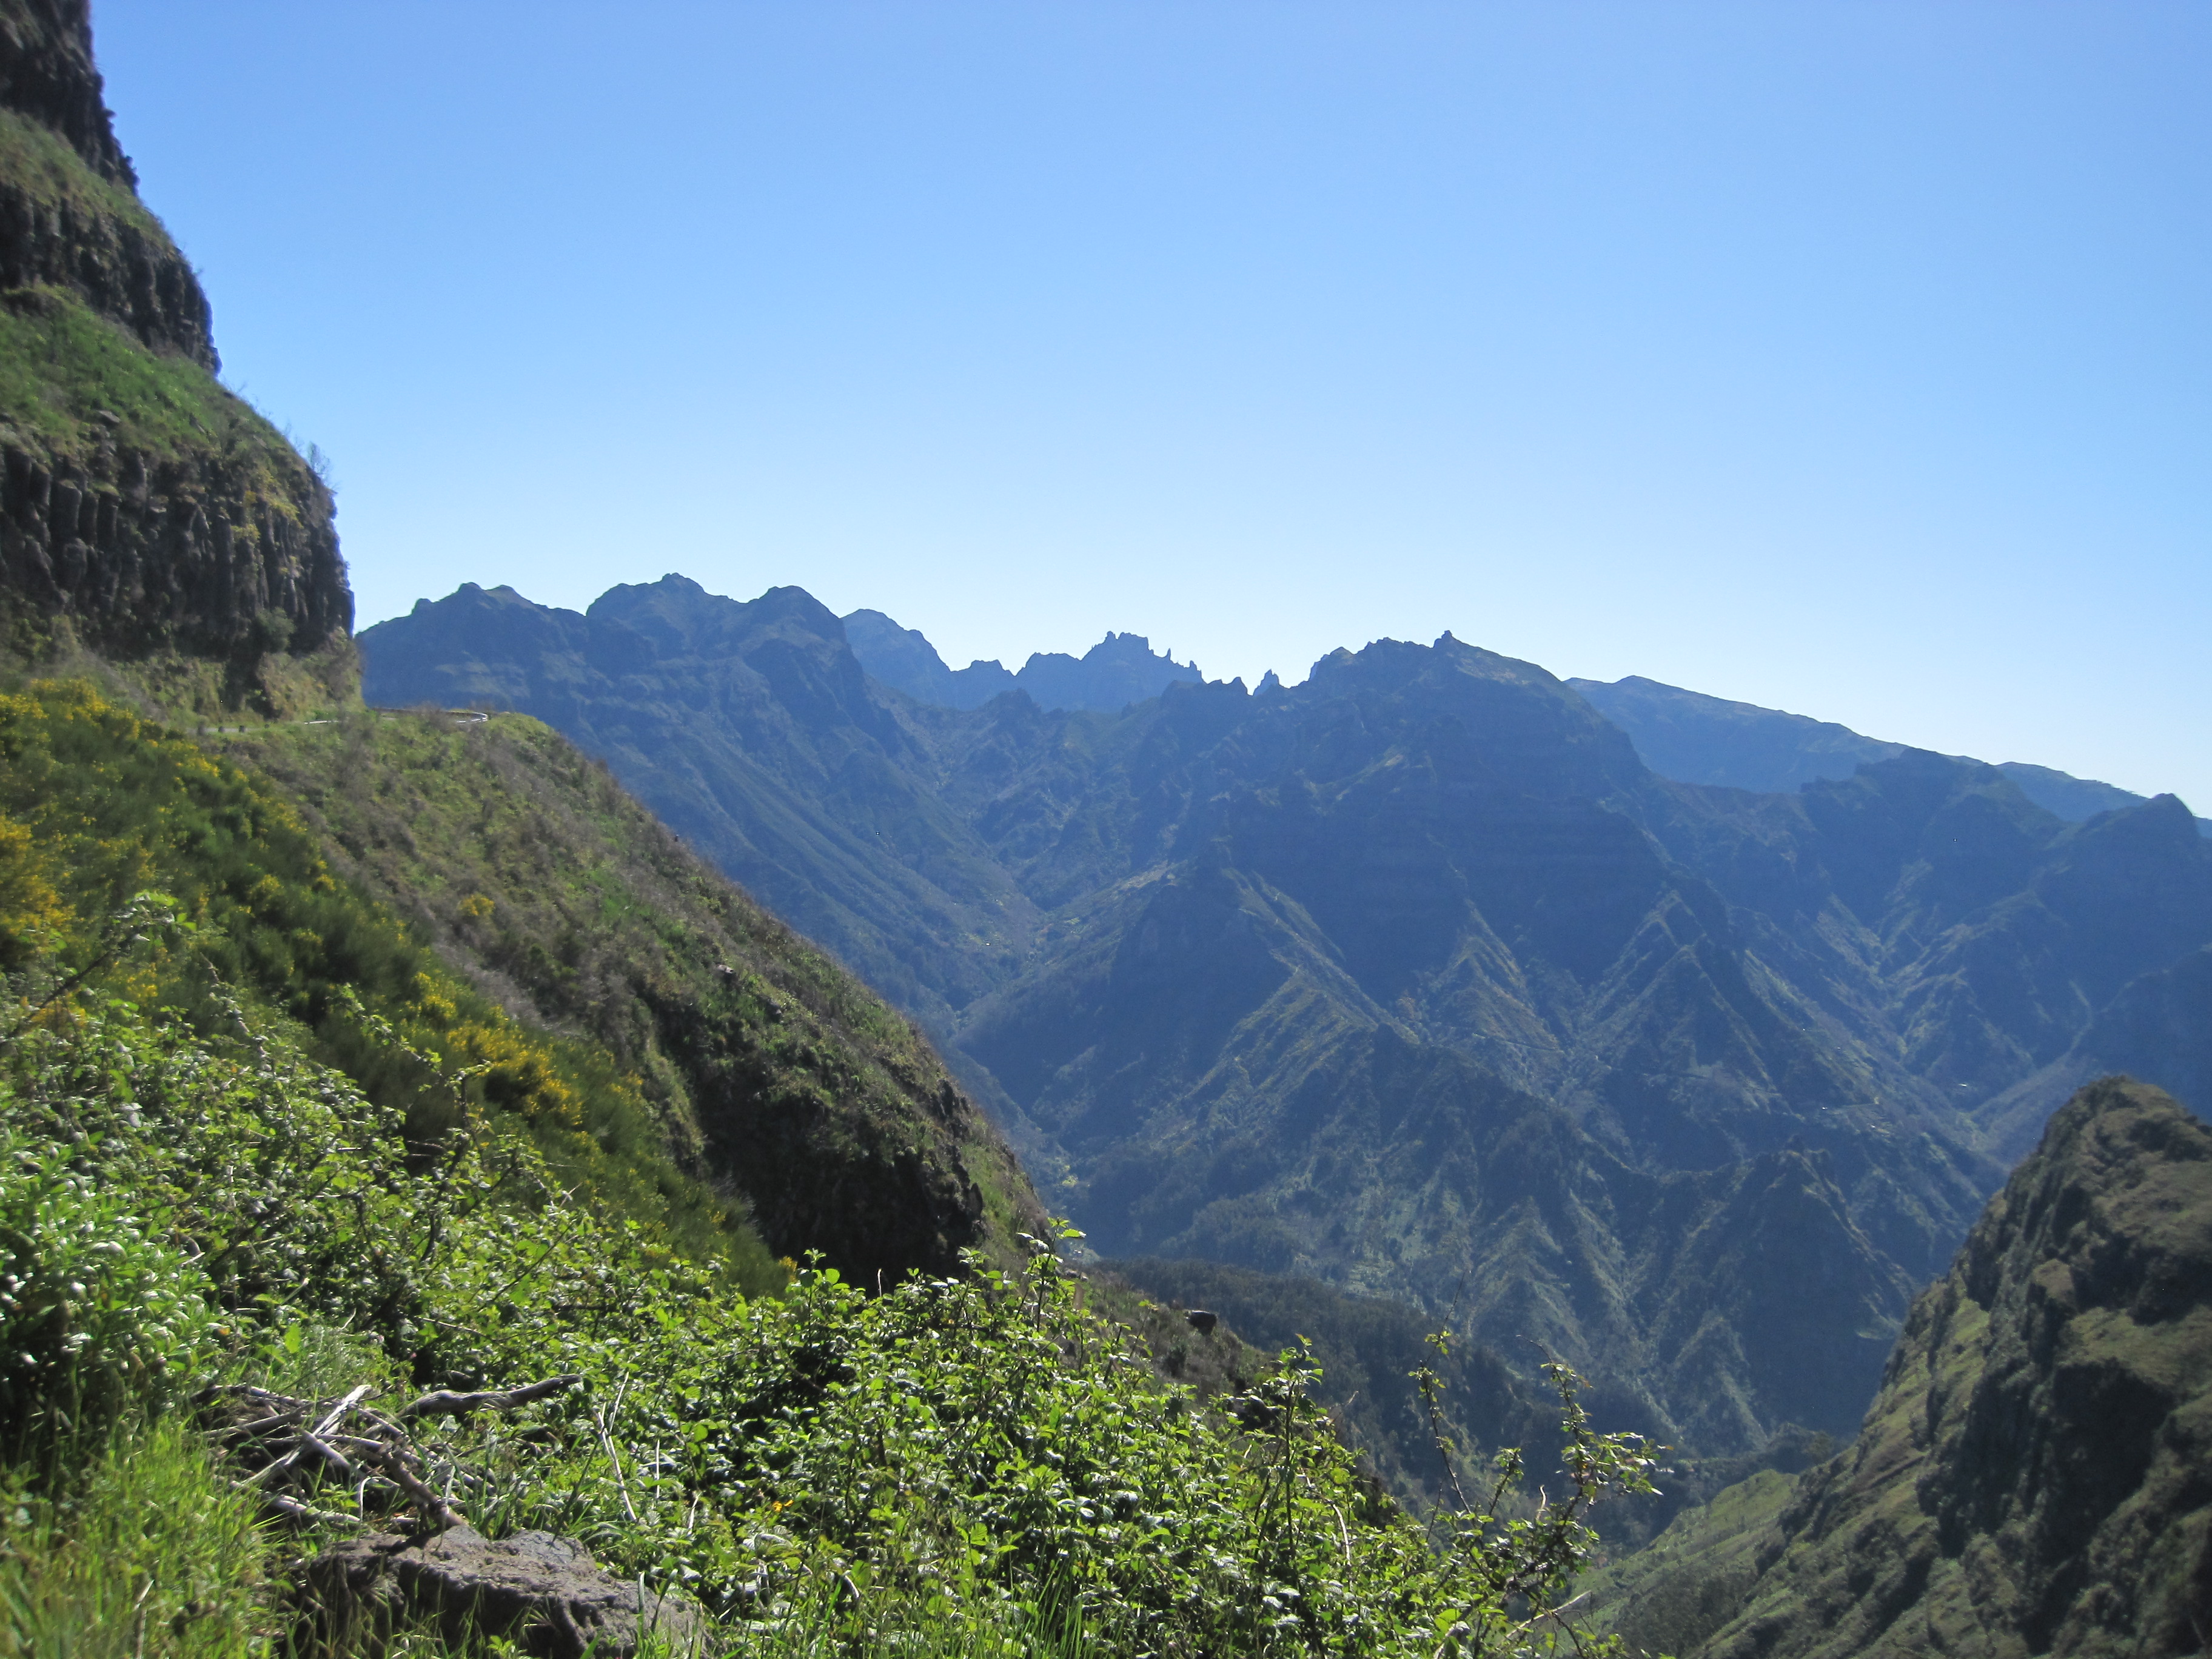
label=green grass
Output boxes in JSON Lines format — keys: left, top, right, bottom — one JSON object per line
{"left": 0, "top": 104, "right": 300, "bottom": 476}
{"left": 0, "top": 282, "right": 297, "bottom": 473}
{"left": 0, "top": 680, "right": 781, "bottom": 1286}
{"left": 0, "top": 1413, "right": 272, "bottom": 1657}
{"left": 0, "top": 1404, "right": 1101, "bottom": 1658}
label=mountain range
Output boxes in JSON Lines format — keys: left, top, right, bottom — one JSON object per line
{"left": 360, "top": 576, "right": 2212, "bottom": 1457}
{"left": 7, "top": 1, "right": 2210, "bottom": 1644}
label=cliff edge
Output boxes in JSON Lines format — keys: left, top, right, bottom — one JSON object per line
{"left": 0, "top": 0, "right": 352, "bottom": 709}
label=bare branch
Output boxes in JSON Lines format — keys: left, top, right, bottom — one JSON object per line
{"left": 398, "top": 1373, "right": 581, "bottom": 1421}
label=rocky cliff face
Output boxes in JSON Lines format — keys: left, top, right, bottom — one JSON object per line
{"left": 0, "top": 2, "right": 130, "bottom": 183}
{"left": 0, "top": 0, "right": 351, "bottom": 705}
{"left": 1, "top": 404, "right": 349, "bottom": 664}
{"left": 1600, "top": 1078, "right": 2212, "bottom": 1658}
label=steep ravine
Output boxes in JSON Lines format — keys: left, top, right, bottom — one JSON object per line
{"left": 1591, "top": 1077, "right": 2212, "bottom": 1658}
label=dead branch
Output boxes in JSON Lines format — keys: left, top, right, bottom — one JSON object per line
{"left": 398, "top": 1373, "right": 581, "bottom": 1421}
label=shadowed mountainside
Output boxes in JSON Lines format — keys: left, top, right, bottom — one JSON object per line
{"left": 1589, "top": 1078, "right": 2212, "bottom": 1659}
{"left": 365, "top": 575, "right": 2212, "bottom": 1453}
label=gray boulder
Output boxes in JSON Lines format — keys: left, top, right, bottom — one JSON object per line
{"left": 302, "top": 1524, "right": 705, "bottom": 1657}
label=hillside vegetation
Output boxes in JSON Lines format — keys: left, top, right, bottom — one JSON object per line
{"left": 0, "top": 856, "right": 1662, "bottom": 1652}
{"left": 0, "top": 680, "right": 779, "bottom": 1274}
{"left": 210, "top": 707, "right": 1043, "bottom": 1281}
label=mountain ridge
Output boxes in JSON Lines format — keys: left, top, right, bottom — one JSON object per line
{"left": 1573, "top": 672, "right": 2211, "bottom": 837}
{"left": 842, "top": 605, "right": 1205, "bottom": 713}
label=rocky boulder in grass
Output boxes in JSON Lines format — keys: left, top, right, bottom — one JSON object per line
{"left": 302, "top": 1525, "right": 705, "bottom": 1658}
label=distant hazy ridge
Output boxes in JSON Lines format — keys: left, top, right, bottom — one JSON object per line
{"left": 1571, "top": 673, "right": 2211, "bottom": 836}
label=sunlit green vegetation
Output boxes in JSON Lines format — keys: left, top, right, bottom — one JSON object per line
{"left": 1, "top": 952, "right": 1658, "bottom": 1653}
{"left": 0, "top": 281, "right": 289, "bottom": 470}
{"left": 0, "top": 682, "right": 1661, "bottom": 1652}
{"left": 214, "top": 707, "right": 1044, "bottom": 1280}
{"left": 0, "top": 679, "right": 776, "bottom": 1279}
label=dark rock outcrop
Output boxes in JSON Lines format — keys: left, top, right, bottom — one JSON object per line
{"left": 0, "top": 429, "right": 349, "bottom": 663}
{"left": 0, "top": 1, "right": 133, "bottom": 187}
{"left": 0, "top": 162, "right": 217, "bottom": 367}
{"left": 303, "top": 1526, "right": 703, "bottom": 1658}
{"left": 0, "top": 0, "right": 213, "bottom": 364}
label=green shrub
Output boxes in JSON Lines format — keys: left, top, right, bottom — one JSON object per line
{"left": 0, "top": 1413, "right": 270, "bottom": 1658}
{"left": 0, "top": 1124, "right": 215, "bottom": 1455}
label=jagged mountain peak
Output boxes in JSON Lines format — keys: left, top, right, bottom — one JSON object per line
{"left": 843, "top": 604, "right": 1204, "bottom": 713}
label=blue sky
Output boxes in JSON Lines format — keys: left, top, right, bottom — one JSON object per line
{"left": 97, "top": 2, "right": 2209, "bottom": 805}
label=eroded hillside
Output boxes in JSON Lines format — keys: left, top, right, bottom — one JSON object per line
{"left": 217, "top": 708, "right": 1044, "bottom": 1279}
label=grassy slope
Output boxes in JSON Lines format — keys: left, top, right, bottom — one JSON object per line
{"left": 212, "top": 708, "right": 1045, "bottom": 1279}
{"left": 0, "top": 100, "right": 163, "bottom": 244}
{"left": 0, "top": 104, "right": 293, "bottom": 478}
{"left": 0, "top": 279, "right": 292, "bottom": 471}
{"left": 1577, "top": 1469, "right": 1800, "bottom": 1657}
{"left": 0, "top": 678, "right": 779, "bottom": 1278}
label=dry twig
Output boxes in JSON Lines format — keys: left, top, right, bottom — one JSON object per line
{"left": 196, "top": 1372, "right": 576, "bottom": 1535}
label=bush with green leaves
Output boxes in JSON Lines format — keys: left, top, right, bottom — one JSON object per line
{"left": 0, "top": 909, "right": 1660, "bottom": 1655}
{"left": 0, "top": 1130, "right": 216, "bottom": 1454}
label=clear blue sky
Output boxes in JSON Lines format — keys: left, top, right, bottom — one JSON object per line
{"left": 97, "top": 2, "right": 2209, "bottom": 806}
